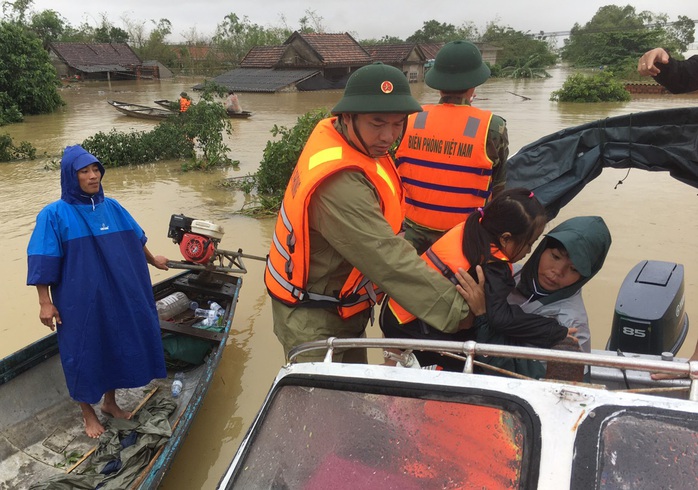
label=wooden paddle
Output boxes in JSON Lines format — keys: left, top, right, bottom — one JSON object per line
{"left": 66, "top": 387, "right": 159, "bottom": 474}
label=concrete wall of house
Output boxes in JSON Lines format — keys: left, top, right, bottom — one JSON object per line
{"left": 283, "top": 42, "right": 321, "bottom": 66}
{"left": 480, "top": 49, "right": 498, "bottom": 65}
{"left": 48, "top": 51, "right": 70, "bottom": 77}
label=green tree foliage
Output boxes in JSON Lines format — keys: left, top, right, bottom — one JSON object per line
{"left": 230, "top": 108, "right": 330, "bottom": 215}
{"left": 29, "top": 9, "right": 67, "bottom": 48}
{"left": 481, "top": 23, "right": 557, "bottom": 72}
{"left": 406, "top": 19, "right": 477, "bottom": 43}
{"left": 550, "top": 71, "right": 631, "bottom": 102}
{"left": 93, "top": 16, "right": 129, "bottom": 43}
{"left": 81, "top": 125, "right": 193, "bottom": 167}
{"left": 128, "top": 18, "right": 178, "bottom": 68}
{"left": 81, "top": 84, "right": 233, "bottom": 170}
{"left": 498, "top": 55, "right": 552, "bottom": 79}
{"left": 561, "top": 5, "right": 694, "bottom": 72}
{"left": 257, "top": 108, "right": 330, "bottom": 196}
{"left": 0, "top": 133, "right": 35, "bottom": 161}
{"left": 213, "top": 13, "right": 288, "bottom": 65}
{"left": 1, "top": 0, "right": 32, "bottom": 23}
{"left": 359, "top": 35, "right": 405, "bottom": 45}
{"left": 0, "top": 21, "right": 63, "bottom": 122}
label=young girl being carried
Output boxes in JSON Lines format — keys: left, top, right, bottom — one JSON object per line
{"left": 380, "top": 187, "right": 577, "bottom": 374}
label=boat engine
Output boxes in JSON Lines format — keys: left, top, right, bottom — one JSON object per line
{"left": 167, "top": 214, "right": 224, "bottom": 264}
{"left": 608, "top": 260, "right": 689, "bottom": 356}
{"left": 166, "top": 214, "right": 266, "bottom": 275}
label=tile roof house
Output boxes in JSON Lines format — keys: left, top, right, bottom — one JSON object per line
{"left": 364, "top": 44, "right": 426, "bottom": 83}
{"left": 199, "top": 32, "right": 373, "bottom": 93}
{"left": 198, "top": 35, "right": 503, "bottom": 93}
{"left": 47, "top": 43, "right": 158, "bottom": 80}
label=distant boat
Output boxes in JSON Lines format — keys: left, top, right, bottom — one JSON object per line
{"left": 107, "top": 100, "right": 174, "bottom": 121}
{"left": 154, "top": 99, "right": 253, "bottom": 119}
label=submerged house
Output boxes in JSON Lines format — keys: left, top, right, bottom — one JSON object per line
{"left": 363, "top": 44, "right": 427, "bottom": 83}
{"left": 48, "top": 43, "right": 158, "bottom": 80}
{"left": 197, "top": 32, "right": 373, "bottom": 93}
{"left": 199, "top": 34, "right": 503, "bottom": 93}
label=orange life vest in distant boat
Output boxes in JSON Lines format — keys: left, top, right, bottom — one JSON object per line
{"left": 387, "top": 221, "right": 511, "bottom": 324}
{"left": 179, "top": 97, "right": 191, "bottom": 112}
{"left": 395, "top": 104, "right": 494, "bottom": 232}
{"left": 264, "top": 117, "right": 404, "bottom": 319}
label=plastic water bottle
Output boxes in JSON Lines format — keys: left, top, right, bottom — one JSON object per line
{"left": 171, "top": 372, "right": 184, "bottom": 398}
{"left": 194, "top": 308, "right": 219, "bottom": 319}
{"left": 209, "top": 301, "right": 223, "bottom": 313}
{"left": 189, "top": 301, "right": 199, "bottom": 310}
{"left": 156, "top": 292, "right": 190, "bottom": 320}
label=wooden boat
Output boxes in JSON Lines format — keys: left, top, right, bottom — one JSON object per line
{"left": 154, "top": 99, "right": 254, "bottom": 118}
{"left": 217, "top": 107, "right": 698, "bottom": 489}
{"left": 108, "top": 100, "right": 174, "bottom": 121}
{"left": 0, "top": 269, "right": 243, "bottom": 489}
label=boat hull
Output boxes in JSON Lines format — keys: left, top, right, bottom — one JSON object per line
{"left": 0, "top": 270, "right": 242, "bottom": 489}
{"left": 108, "top": 100, "right": 174, "bottom": 121}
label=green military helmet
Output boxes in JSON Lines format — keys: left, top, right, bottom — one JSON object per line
{"left": 425, "top": 40, "right": 491, "bottom": 91}
{"left": 331, "top": 62, "right": 422, "bottom": 115}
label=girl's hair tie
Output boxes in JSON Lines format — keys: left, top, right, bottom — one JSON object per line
{"left": 529, "top": 191, "right": 535, "bottom": 198}
{"left": 477, "top": 207, "right": 484, "bottom": 223}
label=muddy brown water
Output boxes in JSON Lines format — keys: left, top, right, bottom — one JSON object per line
{"left": 2, "top": 70, "right": 697, "bottom": 488}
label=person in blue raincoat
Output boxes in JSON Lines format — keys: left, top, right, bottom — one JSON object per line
{"left": 27, "top": 145, "right": 169, "bottom": 438}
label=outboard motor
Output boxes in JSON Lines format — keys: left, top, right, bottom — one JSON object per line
{"left": 608, "top": 260, "right": 688, "bottom": 355}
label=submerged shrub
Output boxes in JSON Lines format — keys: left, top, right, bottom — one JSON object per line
{"left": 0, "top": 133, "right": 36, "bottom": 161}
{"left": 550, "top": 71, "right": 631, "bottom": 102}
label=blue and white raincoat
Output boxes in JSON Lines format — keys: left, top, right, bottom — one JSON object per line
{"left": 27, "top": 145, "right": 166, "bottom": 404}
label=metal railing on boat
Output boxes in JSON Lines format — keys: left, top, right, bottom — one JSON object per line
{"left": 288, "top": 338, "right": 698, "bottom": 401}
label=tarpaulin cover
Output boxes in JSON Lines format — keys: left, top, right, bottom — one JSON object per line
{"left": 506, "top": 107, "right": 698, "bottom": 219}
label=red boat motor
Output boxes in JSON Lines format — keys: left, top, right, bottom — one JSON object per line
{"left": 167, "top": 214, "right": 224, "bottom": 265}
{"left": 608, "top": 260, "right": 689, "bottom": 355}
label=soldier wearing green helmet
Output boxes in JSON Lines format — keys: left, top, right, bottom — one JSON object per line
{"left": 395, "top": 40, "right": 509, "bottom": 254}
{"left": 266, "top": 62, "right": 479, "bottom": 363}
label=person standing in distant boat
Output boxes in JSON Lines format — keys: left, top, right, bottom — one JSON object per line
{"left": 637, "top": 48, "right": 698, "bottom": 94}
{"left": 27, "top": 145, "right": 169, "bottom": 438}
{"left": 179, "top": 91, "right": 191, "bottom": 112}
{"left": 225, "top": 90, "right": 243, "bottom": 115}
{"left": 395, "top": 40, "right": 509, "bottom": 254}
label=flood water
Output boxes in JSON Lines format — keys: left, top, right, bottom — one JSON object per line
{"left": 2, "top": 69, "right": 697, "bottom": 489}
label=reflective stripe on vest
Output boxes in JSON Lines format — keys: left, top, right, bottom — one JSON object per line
{"left": 264, "top": 117, "right": 404, "bottom": 319}
{"left": 387, "top": 221, "right": 511, "bottom": 324}
{"left": 395, "top": 104, "right": 494, "bottom": 231}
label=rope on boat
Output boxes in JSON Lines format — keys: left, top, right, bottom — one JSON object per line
{"left": 440, "top": 351, "right": 536, "bottom": 381}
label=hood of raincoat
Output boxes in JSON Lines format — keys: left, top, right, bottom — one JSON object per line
{"left": 516, "top": 216, "right": 611, "bottom": 305}
{"left": 60, "top": 145, "right": 105, "bottom": 205}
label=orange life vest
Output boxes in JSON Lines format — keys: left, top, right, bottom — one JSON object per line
{"left": 265, "top": 117, "right": 404, "bottom": 319}
{"left": 395, "top": 104, "right": 494, "bottom": 232}
{"left": 179, "top": 97, "right": 191, "bottom": 112}
{"left": 388, "top": 221, "right": 511, "bottom": 324}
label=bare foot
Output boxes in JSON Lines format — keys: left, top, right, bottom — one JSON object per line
{"left": 79, "top": 402, "right": 105, "bottom": 438}
{"left": 101, "top": 401, "right": 132, "bottom": 420}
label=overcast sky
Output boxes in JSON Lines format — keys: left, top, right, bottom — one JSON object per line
{"left": 27, "top": 0, "right": 697, "bottom": 44}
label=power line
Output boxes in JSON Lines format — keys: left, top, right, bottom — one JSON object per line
{"left": 535, "top": 19, "right": 698, "bottom": 38}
